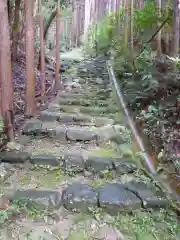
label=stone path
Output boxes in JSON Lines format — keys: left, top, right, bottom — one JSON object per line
{"left": 0, "top": 52, "right": 179, "bottom": 239}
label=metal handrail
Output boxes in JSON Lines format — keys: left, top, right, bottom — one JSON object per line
{"left": 107, "top": 60, "right": 156, "bottom": 174}
{"left": 106, "top": 60, "right": 180, "bottom": 205}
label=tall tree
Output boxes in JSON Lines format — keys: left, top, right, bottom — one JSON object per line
{"left": 38, "top": 0, "right": 45, "bottom": 102}
{"left": 130, "top": 0, "right": 134, "bottom": 57}
{"left": 124, "top": 0, "right": 129, "bottom": 48}
{"left": 12, "top": 0, "right": 21, "bottom": 61}
{"left": 24, "top": 0, "right": 36, "bottom": 116}
{"left": 0, "top": 0, "right": 14, "bottom": 139}
{"left": 55, "top": 0, "right": 61, "bottom": 90}
{"left": 156, "top": 0, "right": 162, "bottom": 56}
{"left": 172, "top": 0, "right": 180, "bottom": 57}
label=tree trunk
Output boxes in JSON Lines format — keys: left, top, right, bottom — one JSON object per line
{"left": 130, "top": 0, "right": 134, "bottom": 57}
{"left": 172, "top": 0, "right": 180, "bottom": 57}
{"left": 0, "top": 0, "right": 14, "bottom": 139}
{"left": 24, "top": 0, "right": 36, "bottom": 116}
{"left": 38, "top": 0, "right": 45, "bottom": 102}
{"left": 156, "top": 0, "right": 162, "bottom": 56}
{"left": 124, "top": 0, "right": 129, "bottom": 48}
{"left": 43, "top": 10, "right": 56, "bottom": 41}
{"left": 12, "top": 0, "right": 21, "bottom": 61}
{"left": 7, "top": 0, "right": 13, "bottom": 25}
{"left": 55, "top": 0, "right": 61, "bottom": 90}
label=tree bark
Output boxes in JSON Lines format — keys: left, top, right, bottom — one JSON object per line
{"left": 172, "top": 0, "right": 180, "bottom": 57}
{"left": 38, "top": 0, "right": 45, "bottom": 102}
{"left": 55, "top": 0, "right": 61, "bottom": 90}
{"left": 12, "top": 0, "right": 21, "bottom": 61}
{"left": 43, "top": 10, "right": 56, "bottom": 41}
{"left": 156, "top": 0, "right": 162, "bottom": 56}
{"left": 130, "top": 0, "right": 134, "bottom": 57}
{"left": 124, "top": 0, "right": 129, "bottom": 48}
{"left": 0, "top": 0, "right": 14, "bottom": 139}
{"left": 24, "top": 0, "right": 36, "bottom": 116}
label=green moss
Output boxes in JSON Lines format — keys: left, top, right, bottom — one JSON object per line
{"left": 20, "top": 168, "right": 70, "bottom": 188}
{"left": 112, "top": 210, "right": 180, "bottom": 240}
{"left": 110, "top": 112, "right": 126, "bottom": 124}
{"left": 89, "top": 146, "right": 118, "bottom": 158}
{"left": 68, "top": 230, "right": 90, "bottom": 240}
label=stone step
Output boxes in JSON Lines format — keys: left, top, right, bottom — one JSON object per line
{"left": 21, "top": 121, "right": 99, "bottom": 142}
{"left": 62, "top": 182, "right": 167, "bottom": 214}
{"left": 39, "top": 110, "right": 114, "bottom": 126}
{"left": 57, "top": 90, "right": 112, "bottom": 100}
{"left": 58, "top": 98, "right": 112, "bottom": 108}
{"left": 57, "top": 92, "right": 108, "bottom": 100}
{"left": 5, "top": 182, "right": 167, "bottom": 215}
{"left": 58, "top": 105, "right": 118, "bottom": 115}
{"left": 0, "top": 151, "right": 137, "bottom": 172}
{"left": 0, "top": 151, "right": 137, "bottom": 176}
{"left": 68, "top": 84, "right": 112, "bottom": 93}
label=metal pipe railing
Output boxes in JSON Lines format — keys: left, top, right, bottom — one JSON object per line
{"left": 107, "top": 60, "right": 156, "bottom": 174}
{"left": 106, "top": 60, "right": 180, "bottom": 205}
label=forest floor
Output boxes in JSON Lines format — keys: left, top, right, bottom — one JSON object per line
{"left": 0, "top": 49, "right": 179, "bottom": 240}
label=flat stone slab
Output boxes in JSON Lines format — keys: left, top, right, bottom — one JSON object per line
{"left": 30, "top": 155, "right": 62, "bottom": 166}
{"left": 113, "top": 159, "right": 137, "bottom": 174}
{"left": 124, "top": 182, "right": 167, "bottom": 209}
{"left": 0, "top": 151, "right": 30, "bottom": 163}
{"left": 48, "top": 103, "right": 60, "bottom": 112}
{"left": 62, "top": 182, "right": 97, "bottom": 212}
{"left": 58, "top": 98, "right": 109, "bottom": 107}
{"left": 39, "top": 111, "right": 61, "bottom": 122}
{"left": 73, "top": 115, "right": 92, "bottom": 123}
{"left": 10, "top": 189, "right": 62, "bottom": 209}
{"left": 41, "top": 124, "right": 67, "bottom": 141}
{"left": 62, "top": 153, "right": 86, "bottom": 172}
{"left": 40, "top": 111, "right": 76, "bottom": 123}
{"left": 94, "top": 225, "right": 125, "bottom": 240}
{"left": 94, "top": 117, "right": 114, "bottom": 127}
{"left": 66, "top": 128, "right": 97, "bottom": 141}
{"left": 86, "top": 156, "right": 114, "bottom": 172}
{"left": 98, "top": 183, "right": 141, "bottom": 214}
{"left": 22, "top": 119, "right": 43, "bottom": 135}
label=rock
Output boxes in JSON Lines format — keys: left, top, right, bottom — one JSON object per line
{"left": 66, "top": 128, "right": 97, "bottom": 141}
{"left": 10, "top": 189, "right": 62, "bottom": 210}
{"left": 6, "top": 141, "right": 22, "bottom": 151}
{"left": 79, "top": 78, "right": 86, "bottom": 84}
{"left": 59, "top": 114, "right": 74, "bottom": 123}
{"left": 42, "top": 125, "right": 67, "bottom": 141}
{"left": 98, "top": 183, "right": 141, "bottom": 214}
{"left": 113, "top": 159, "right": 137, "bottom": 174}
{"left": 97, "top": 125, "right": 119, "bottom": 141}
{"left": 94, "top": 225, "right": 124, "bottom": 240}
{"left": 39, "top": 111, "right": 60, "bottom": 122}
{"left": 16, "top": 135, "right": 31, "bottom": 145}
{"left": 94, "top": 117, "right": 114, "bottom": 127}
{"left": 73, "top": 78, "right": 80, "bottom": 83}
{"left": 62, "top": 153, "right": 85, "bottom": 172}
{"left": 0, "top": 151, "right": 30, "bottom": 163}
{"left": 0, "top": 196, "right": 10, "bottom": 210}
{"left": 48, "top": 103, "right": 60, "bottom": 112}
{"left": 72, "top": 82, "right": 81, "bottom": 88}
{"left": 22, "top": 119, "right": 43, "bottom": 135}
{"left": 124, "top": 182, "right": 167, "bottom": 209}
{"left": 96, "top": 78, "right": 104, "bottom": 84}
{"left": 86, "top": 157, "right": 114, "bottom": 172}
{"left": 84, "top": 170, "right": 93, "bottom": 177}
{"left": 62, "top": 182, "right": 97, "bottom": 212}
{"left": 30, "top": 155, "right": 62, "bottom": 166}
{"left": 0, "top": 163, "right": 11, "bottom": 181}
{"left": 73, "top": 115, "right": 91, "bottom": 123}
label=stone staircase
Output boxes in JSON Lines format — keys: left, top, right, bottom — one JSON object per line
{"left": 0, "top": 53, "right": 179, "bottom": 240}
